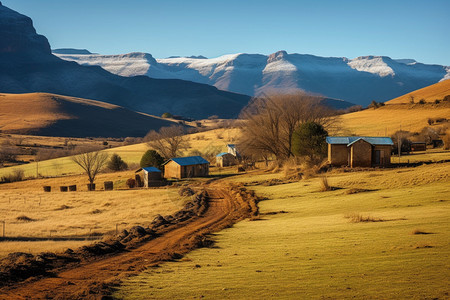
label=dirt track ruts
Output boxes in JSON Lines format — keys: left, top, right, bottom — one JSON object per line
{"left": 0, "top": 183, "right": 257, "bottom": 300}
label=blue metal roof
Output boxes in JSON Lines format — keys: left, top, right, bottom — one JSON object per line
{"left": 164, "top": 156, "right": 209, "bottom": 166}
{"left": 216, "top": 152, "right": 229, "bottom": 157}
{"left": 142, "top": 167, "right": 161, "bottom": 173}
{"left": 326, "top": 136, "right": 393, "bottom": 146}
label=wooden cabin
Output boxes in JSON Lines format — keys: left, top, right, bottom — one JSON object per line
{"left": 135, "top": 167, "right": 162, "bottom": 187}
{"left": 326, "top": 136, "right": 393, "bottom": 168}
{"left": 216, "top": 152, "right": 237, "bottom": 167}
{"left": 163, "top": 156, "right": 209, "bottom": 179}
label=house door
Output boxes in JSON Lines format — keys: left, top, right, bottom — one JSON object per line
{"left": 374, "top": 150, "right": 381, "bottom": 165}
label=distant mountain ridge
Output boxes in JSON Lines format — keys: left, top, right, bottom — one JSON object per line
{"left": 55, "top": 50, "right": 450, "bottom": 106}
{"left": 0, "top": 3, "right": 251, "bottom": 120}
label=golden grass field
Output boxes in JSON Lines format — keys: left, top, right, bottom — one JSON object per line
{"left": 0, "top": 171, "right": 191, "bottom": 257}
{"left": 336, "top": 103, "right": 450, "bottom": 136}
{"left": 387, "top": 79, "right": 450, "bottom": 104}
{"left": 0, "top": 127, "right": 239, "bottom": 179}
{"left": 115, "top": 157, "right": 450, "bottom": 299}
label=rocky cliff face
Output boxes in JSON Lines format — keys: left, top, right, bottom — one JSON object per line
{"left": 0, "top": 2, "right": 51, "bottom": 55}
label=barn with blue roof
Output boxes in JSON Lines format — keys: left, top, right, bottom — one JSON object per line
{"left": 326, "top": 136, "right": 393, "bottom": 167}
{"left": 162, "top": 156, "right": 209, "bottom": 179}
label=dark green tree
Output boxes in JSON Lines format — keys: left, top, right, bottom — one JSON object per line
{"left": 140, "top": 150, "right": 164, "bottom": 169}
{"left": 291, "top": 122, "right": 328, "bottom": 161}
{"left": 107, "top": 153, "right": 128, "bottom": 171}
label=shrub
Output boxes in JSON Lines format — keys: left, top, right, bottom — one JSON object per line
{"left": 443, "top": 95, "right": 450, "bottom": 102}
{"left": 107, "top": 153, "right": 128, "bottom": 171}
{"left": 418, "top": 99, "right": 426, "bottom": 104}
{"left": 126, "top": 178, "right": 136, "bottom": 188}
{"left": 1, "top": 169, "right": 25, "bottom": 183}
{"left": 161, "top": 112, "right": 173, "bottom": 118}
{"left": 140, "top": 150, "right": 164, "bottom": 169}
{"left": 292, "top": 122, "right": 328, "bottom": 161}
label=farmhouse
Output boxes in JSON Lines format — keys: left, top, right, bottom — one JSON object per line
{"left": 216, "top": 152, "right": 237, "bottom": 167}
{"left": 135, "top": 167, "right": 162, "bottom": 187}
{"left": 326, "top": 136, "right": 393, "bottom": 167}
{"left": 163, "top": 156, "right": 209, "bottom": 179}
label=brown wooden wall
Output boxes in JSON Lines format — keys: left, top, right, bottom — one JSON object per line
{"left": 350, "top": 140, "right": 372, "bottom": 167}
{"left": 328, "top": 144, "right": 348, "bottom": 166}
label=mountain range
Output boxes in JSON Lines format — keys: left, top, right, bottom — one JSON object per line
{"left": 55, "top": 50, "right": 449, "bottom": 106}
{"left": 0, "top": 3, "right": 251, "bottom": 120}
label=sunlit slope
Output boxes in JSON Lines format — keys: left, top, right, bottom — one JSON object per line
{"left": 0, "top": 93, "right": 176, "bottom": 137}
{"left": 387, "top": 79, "right": 450, "bottom": 104}
{"left": 337, "top": 103, "right": 450, "bottom": 136}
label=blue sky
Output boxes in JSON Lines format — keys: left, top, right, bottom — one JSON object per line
{"left": 3, "top": 0, "right": 449, "bottom": 65}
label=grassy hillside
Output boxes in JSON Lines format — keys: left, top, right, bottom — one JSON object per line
{"left": 0, "top": 127, "right": 239, "bottom": 178}
{"left": 387, "top": 79, "right": 450, "bottom": 104}
{"left": 0, "top": 93, "right": 177, "bottom": 137}
{"left": 337, "top": 103, "right": 450, "bottom": 136}
{"left": 115, "top": 161, "right": 450, "bottom": 299}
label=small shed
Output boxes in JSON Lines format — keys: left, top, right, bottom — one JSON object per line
{"left": 162, "top": 156, "right": 209, "bottom": 179}
{"left": 216, "top": 152, "right": 237, "bottom": 167}
{"left": 135, "top": 167, "right": 162, "bottom": 187}
{"left": 326, "top": 136, "right": 393, "bottom": 168}
{"left": 410, "top": 142, "right": 427, "bottom": 152}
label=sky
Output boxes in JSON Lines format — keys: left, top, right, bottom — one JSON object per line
{"left": 3, "top": 0, "right": 449, "bottom": 65}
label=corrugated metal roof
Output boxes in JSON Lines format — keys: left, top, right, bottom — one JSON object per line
{"left": 135, "top": 167, "right": 162, "bottom": 173}
{"left": 163, "top": 156, "right": 209, "bottom": 166}
{"left": 216, "top": 152, "right": 229, "bottom": 157}
{"left": 142, "top": 167, "right": 161, "bottom": 173}
{"left": 227, "top": 144, "right": 236, "bottom": 148}
{"left": 326, "top": 136, "right": 393, "bottom": 146}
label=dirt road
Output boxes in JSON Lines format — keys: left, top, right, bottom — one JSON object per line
{"left": 0, "top": 184, "right": 257, "bottom": 299}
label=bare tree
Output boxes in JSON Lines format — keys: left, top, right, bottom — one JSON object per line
{"left": 71, "top": 151, "right": 109, "bottom": 187}
{"left": 145, "top": 125, "right": 190, "bottom": 158}
{"left": 238, "top": 92, "right": 334, "bottom": 161}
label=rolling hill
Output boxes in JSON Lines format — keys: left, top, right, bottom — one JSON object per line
{"left": 0, "top": 93, "right": 178, "bottom": 137}
{"left": 386, "top": 79, "right": 450, "bottom": 104}
{"left": 55, "top": 50, "right": 449, "bottom": 107}
{"left": 338, "top": 80, "right": 450, "bottom": 136}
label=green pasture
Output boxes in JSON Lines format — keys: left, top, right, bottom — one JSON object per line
{"left": 114, "top": 161, "right": 450, "bottom": 299}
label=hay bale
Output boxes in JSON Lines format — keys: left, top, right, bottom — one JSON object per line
{"left": 68, "top": 185, "right": 77, "bottom": 192}
{"left": 60, "top": 186, "right": 68, "bottom": 192}
{"left": 87, "top": 183, "right": 96, "bottom": 191}
{"left": 43, "top": 186, "right": 51, "bottom": 192}
{"left": 104, "top": 181, "right": 113, "bottom": 191}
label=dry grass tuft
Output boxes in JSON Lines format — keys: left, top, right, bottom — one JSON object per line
{"left": 90, "top": 209, "right": 103, "bottom": 214}
{"left": 344, "top": 213, "right": 384, "bottom": 223}
{"left": 16, "top": 215, "right": 36, "bottom": 222}
{"left": 319, "top": 176, "right": 332, "bottom": 192}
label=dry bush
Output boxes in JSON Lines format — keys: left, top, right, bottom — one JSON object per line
{"left": 319, "top": 176, "right": 332, "bottom": 192}
{"left": 443, "top": 131, "right": 450, "bottom": 150}
{"left": 282, "top": 158, "right": 302, "bottom": 179}
{"left": 1, "top": 169, "right": 25, "bottom": 183}
{"left": 344, "top": 213, "right": 384, "bottom": 223}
